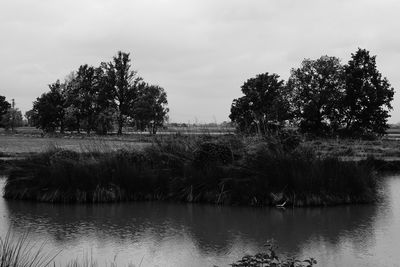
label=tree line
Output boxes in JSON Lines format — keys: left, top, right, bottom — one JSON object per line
{"left": 26, "top": 51, "right": 169, "bottom": 135}
{"left": 230, "top": 48, "right": 395, "bottom": 138}
{"left": 0, "top": 97, "right": 23, "bottom": 131}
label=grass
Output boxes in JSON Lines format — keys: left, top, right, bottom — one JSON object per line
{"left": 3, "top": 134, "right": 378, "bottom": 206}
{"left": 0, "top": 230, "right": 57, "bottom": 267}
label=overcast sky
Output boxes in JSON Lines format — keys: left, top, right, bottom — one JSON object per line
{"left": 1, "top": 0, "right": 399, "bottom": 123}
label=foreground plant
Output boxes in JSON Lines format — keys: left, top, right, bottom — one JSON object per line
{"left": 0, "top": 230, "right": 57, "bottom": 267}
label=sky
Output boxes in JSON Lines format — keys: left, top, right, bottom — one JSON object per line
{"left": 1, "top": 0, "right": 400, "bottom": 124}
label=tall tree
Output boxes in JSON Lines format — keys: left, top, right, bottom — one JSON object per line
{"left": 0, "top": 95, "right": 11, "bottom": 128}
{"left": 343, "top": 48, "right": 394, "bottom": 136}
{"left": 31, "top": 80, "right": 67, "bottom": 133}
{"left": 93, "top": 63, "right": 116, "bottom": 134}
{"left": 107, "top": 51, "right": 141, "bottom": 135}
{"left": 68, "top": 64, "right": 97, "bottom": 134}
{"left": 288, "top": 56, "right": 345, "bottom": 135}
{"left": 133, "top": 83, "right": 169, "bottom": 134}
{"left": 1, "top": 99, "right": 23, "bottom": 131}
{"left": 230, "top": 73, "right": 292, "bottom": 134}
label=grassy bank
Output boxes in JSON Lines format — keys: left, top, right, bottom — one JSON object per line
{"left": 3, "top": 135, "right": 378, "bottom": 206}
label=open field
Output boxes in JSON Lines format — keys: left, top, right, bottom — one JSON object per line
{"left": 3, "top": 129, "right": 400, "bottom": 160}
{"left": 305, "top": 138, "right": 400, "bottom": 161}
{"left": 0, "top": 135, "right": 149, "bottom": 156}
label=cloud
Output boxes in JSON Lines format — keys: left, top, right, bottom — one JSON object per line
{"left": 0, "top": 0, "right": 399, "bottom": 122}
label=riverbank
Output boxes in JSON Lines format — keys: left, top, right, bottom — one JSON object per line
{"left": 3, "top": 135, "right": 378, "bottom": 206}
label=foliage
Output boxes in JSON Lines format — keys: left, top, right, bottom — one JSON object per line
{"left": 342, "top": 48, "right": 394, "bottom": 137}
{"left": 107, "top": 51, "right": 142, "bottom": 135}
{"left": 133, "top": 83, "right": 169, "bottom": 134}
{"left": 0, "top": 95, "right": 10, "bottom": 128}
{"left": 28, "top": 51, "right": 168, "bottom": 135}
{"left": 1, "top": 99, "right": 23, "bottom": 131}
{"left": 31, "top": 80, "right": 67, "bottom": 133}
{"left": 230, "top": 73, "right": 291, "bottom": 134}
{"left": 65, "top": 65, "right": 98, "bottom": 133}
{"left": 288, "top": 56, "right": 345, "bottom": 135}
{"left": 231, "top": 49, "right": 394, "bottom": 138}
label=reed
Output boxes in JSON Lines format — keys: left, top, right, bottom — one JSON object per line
{"left": 0, "top": 230, "right": 57, "bottom": 267}
{"left": 4, "top": 134, "right": 378, "bottom": 206}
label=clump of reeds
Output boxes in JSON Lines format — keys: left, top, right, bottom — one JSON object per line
{"left": 4, "top": 134, "right": 379, "bottom": 206}
{"left": 0, "top": 230, "right": 57, "bottom": 267}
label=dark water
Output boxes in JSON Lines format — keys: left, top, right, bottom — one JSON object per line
{"left": 0, "top": 176, "right": 399, "bottom": 266}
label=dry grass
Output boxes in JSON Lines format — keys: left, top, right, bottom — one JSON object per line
{"left": 0, "top": 135, "right": 149, "bottom": 156}
{"left": 305, "top": 138, "right": 400, "bottom": 161}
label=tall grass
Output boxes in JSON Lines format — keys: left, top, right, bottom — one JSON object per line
{"left": 4, "top": 134, "right": 378, "bottom": 206}
{"left": 0, "top": 230, "right": 57, "bottom": 267}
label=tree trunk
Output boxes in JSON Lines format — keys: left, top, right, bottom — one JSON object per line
{"left": 117, "top": 116, "right": 123, "bottom": 135}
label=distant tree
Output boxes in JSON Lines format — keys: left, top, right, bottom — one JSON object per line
{"left": 0, "top": 95, "right": 11, "bottom": 128}
{"left": 93, "top": 64, "right": 116, "bottom": 134}
{"left": 133, "top": 83, "right": 169, "bottom": 134}
{"left": 67, "top": 64, "right": 97, "bottom": 134}
{"left": 31, "top": 80, "right": 67, "bottom": 133}
{"left": 229, "top": 97, "right": 255, "bottom": 133}
{"left": 106, "top": 51, "right": 142, "bottom": 135}
{"left": 25, "top": 109, "right": 36, "bottom": 127}
{"left": 1, "top": 99, "right": 23, "bottom": 131}
{"left": 288, "top": 56, "right": 345, "bottom": 135}
{"left": 229, "top": 73, "right": 292, "bottom": 134}
{"left": 342, "top": 48, "right": 394, "bottom": 137}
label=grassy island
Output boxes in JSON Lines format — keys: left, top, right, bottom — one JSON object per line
{"left": 3, "top": 135, "right": 378, "bottom": 206}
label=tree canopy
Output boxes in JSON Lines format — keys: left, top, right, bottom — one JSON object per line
{"left": 0, "top": 95, "right": 11, "bottom": 128}
{"left": 230, "top": 48, "right": 395, "bottom": 138}
{"left": 230, "top": 73, "right": 291, "bottom": 134}
{"left": 28, "top": 51, "right": 169, "bottom": 135}
{"left": 342, "top": 48, "right": 394, "bottom": 136}
{"left": 288, "top": 56, "right": 345, "bottom": 135}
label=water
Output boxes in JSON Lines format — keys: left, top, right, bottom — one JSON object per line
{"left": 0, "top": 176, "right": 399, "bottom": 266}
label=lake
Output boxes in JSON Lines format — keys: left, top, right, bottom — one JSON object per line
{"left": 0, "top": 176, "right": 399, "bottom": 266}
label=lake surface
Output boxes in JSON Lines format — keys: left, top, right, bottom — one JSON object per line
{"left": 0, "top": 176, "right": 399, "bottom": 266}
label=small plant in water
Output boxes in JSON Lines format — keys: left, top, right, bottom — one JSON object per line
{"left": 230, "top": 243, "right": 317, "bottom": 267}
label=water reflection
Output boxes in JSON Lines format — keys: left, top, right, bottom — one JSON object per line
{"left": 0, "top": 177, "right": 397, "bottom": 266}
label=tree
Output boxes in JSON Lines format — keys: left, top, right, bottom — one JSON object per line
{"left": 229, "top": 73, "right": 292, "bottom": 134}
{"left": 107, "top": 51, "right": 141, "bottom": 135}
{"left": 0, "top": 95, "right": 11, "bottom": 128}
{"left": 342, "top": 48, "right": 394, "bottom": 137}
{"left": 25, "top": 109, "right": 36, "bottom": 127}
{"left": 1, "top": 99, "right": 23, "bottom": 131}
{"left": 67, "top": 65, "right": 97, "bottom": 134}
{"left": 93, "top": 63, "right": 116, "bottom": 134}
{"left": 31, "top": 80, "right": 67, "bottom": 133}
{"left": 288, "top": 56, "right": 345, "bottom": 135}
{"left": 133, "top": 83, "right": 169, "bottom": 134}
